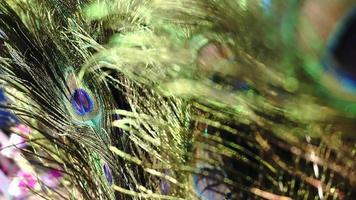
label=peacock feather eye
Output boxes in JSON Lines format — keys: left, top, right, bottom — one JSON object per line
{"left": 64, "top": 71, "right": 101, "bottom": 123}
{"left": 103, "top": 162, "right": 113, "bottom": 185}
{"left": 324, "top": 6, "right": 356, "bottom": 91}
{"left": 0, "top": 89, "right": 19, "bottom": 129}
{"left": 70, "top": 88, "right": 94, "bottom": 116}
{"left": 160, "top": 169, "right": 170, "bottom": 195}
{"left": 193, "top": 168, "right": 231, "bottom": 200}
{"left": 298, "top": 5, "right": 356, "bottom": 110}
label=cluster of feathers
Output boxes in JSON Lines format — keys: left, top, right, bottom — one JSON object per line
{"left": 0, "top": 0, "right": 355, "bottom": 199}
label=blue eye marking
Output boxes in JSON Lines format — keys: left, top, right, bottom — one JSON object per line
{"left": 160, "top": 169, "right": 170, "bottom": 195}
{"left": 0, "top": 89, "right": 7, "bottom": 102}
{"left": 70, "top": 88, "right": 94, "bottom": 116}
{"left": 0, "top": 89, "right": 19, "bottom": 129}
{"left": 103, "top": 162, "right": 113, "bottom": 185}
{"left": 0, "top": 110, "right": 19, "bottom": 129}
{"left": 323, "top": 7, "right": 356, "bottom": 91}
{"left": 193, "top": 168, "right": 231, "bottom": 200}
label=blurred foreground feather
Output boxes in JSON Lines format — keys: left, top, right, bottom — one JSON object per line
{"left": 0, "top": 0, "right": 355, "bottom": 199}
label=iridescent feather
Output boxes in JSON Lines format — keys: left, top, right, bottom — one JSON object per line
{"left": 0, "top": 0, "right": 355, "bottom": 200}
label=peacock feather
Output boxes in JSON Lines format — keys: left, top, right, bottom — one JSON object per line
{"left": 0, "top": 0, "right": 355, "bottom": 199}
